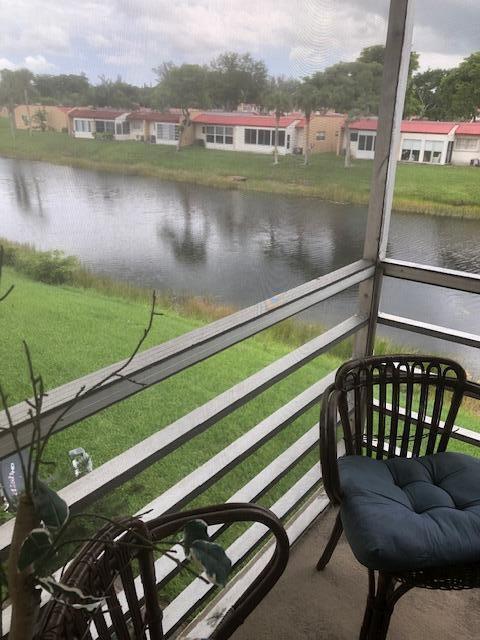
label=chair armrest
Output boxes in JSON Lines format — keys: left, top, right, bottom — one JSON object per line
{"left": 319, "top": 384, "right": 343, "bottom": 506}
{"left": 465, "top": 380, "right": 480, "bottom": 401}
{"left": 148, "top": 503, "right": 289, "bottom": 640}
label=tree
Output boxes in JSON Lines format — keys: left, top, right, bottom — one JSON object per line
{"left": 294, "top": 82, "right": 320, "bottom": 165}
{"left": 209, "top": 52, "right": 268, "bottom": 110}
{"left": 0, "top": 69, "right": 35, "bottom": 136}
{"left": 32, "top": 108, "right": 48, "bottom": 132}
{"left": 153, "top": 63, "right": 212, "bottom": 150}
{"left": 410, "top": 68, "right": 450, "bottom": 119}
{"left": 263, "top": 89, "right": 291, "bottom": 165}
{"left": 436, "top": 52, "right": 480, "bottom": 120}
{"left": 33, "top": 73, "right": 90, "bottom": 106}
{"left": 309, "top": 45, "right": 420, "bottom": 117}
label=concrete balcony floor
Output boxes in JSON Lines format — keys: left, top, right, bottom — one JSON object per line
{"left": 232, "top": 507, "right": 480, "bottom": 640}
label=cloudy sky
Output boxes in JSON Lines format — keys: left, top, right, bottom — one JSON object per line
{"left": 0, "top": 0, "right": 477, "bottom": 84}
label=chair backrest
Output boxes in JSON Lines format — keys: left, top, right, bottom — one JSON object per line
{"left": 334, "top": 355, "right": 466, "bottom": 460}
{"left": 35, "top": 517, "right": 163, "bottom": 640}
{"left": 35, "top": 504, "right": 289, "bottom": 640}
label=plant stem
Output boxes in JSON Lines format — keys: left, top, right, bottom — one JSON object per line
{"left": 7, "top": 493, "right": 41, "bottom": 640}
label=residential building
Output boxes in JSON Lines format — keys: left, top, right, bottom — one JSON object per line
{"left": 346, "top": 119, "right": 458, "bottom": 164}
{"left": 192, "top": 112, "right": 301, "bottom": 155}
{"left": 451, "top": 122, "right": 480, "bottom": 165}
{"left": 14, "top": 104, "right": 73, "bottom": 132}
{"left": 296, "top": 113, "right": 345, "bottom": 155}
{"left": 125, "top": 110, "right": 198, "bottom": 146}
{"left": 69, "top": 108, "right": 128, "bottom": 138}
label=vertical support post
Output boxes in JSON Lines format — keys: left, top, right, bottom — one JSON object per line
{"left": 354, "top": 0, "right": 415, "bottom": 358}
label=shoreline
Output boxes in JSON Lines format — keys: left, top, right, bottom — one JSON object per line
{"left": 0, "top": 123, "right": 479, "bottom": 219}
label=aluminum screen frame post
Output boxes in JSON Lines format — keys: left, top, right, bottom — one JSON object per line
{"left": 354, "top": 0, "right": 416, "bottom": 357}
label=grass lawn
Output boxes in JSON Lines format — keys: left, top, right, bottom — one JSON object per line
{"left": 1, "top": 266, "right": 479, "bottom": 521}
{"left": 1, "top": 266, "right": 480, "bottom": 602}
{"left": 0, "top": 119, "right": 479, "bottom": 217}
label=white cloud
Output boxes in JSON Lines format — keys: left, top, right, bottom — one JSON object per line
{"left": 0, "top": 55, "right": 55, "bottom": 73}
{"left": 23, "top": 55, "right": 55, "bottom": 73}
{"left": 0, "top": 58, "right": 17, "bottom": 71}
{"left": 0, "top": 0, "right": 477, "bottom": 83}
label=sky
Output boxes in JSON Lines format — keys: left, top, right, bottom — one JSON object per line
{"left": 0, "top": 0, "right": 477, "bottom": 85}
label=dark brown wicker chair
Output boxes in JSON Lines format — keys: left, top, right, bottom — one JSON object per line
{"left": 35, "top": 503, "right": 289, "bottom": 640}
{"left": 316, "top": 354, "right": 480, "bottom": 640}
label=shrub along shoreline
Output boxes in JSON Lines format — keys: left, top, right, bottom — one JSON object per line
{"left": 1, "top": 120, "right": 479, "bottom": 218}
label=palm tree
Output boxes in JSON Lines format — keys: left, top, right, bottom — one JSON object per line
{"left": 264, "top": 90, "right": 291, "bottom": 165}
{"left": 294, "top": 83, "right": 320, "bottom": 165}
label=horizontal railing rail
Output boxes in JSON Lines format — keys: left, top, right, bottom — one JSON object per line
{"left": 0, "top": 317, "right": 363, "bottom": 557}
{"left": 0, "top": 259, "right": 374, "bottom": 458}
{"left": 378, "top": 312, "right": 480, "bottom": 350}
{"left": 382, "top": 258, "right": 480, "bottom": 295}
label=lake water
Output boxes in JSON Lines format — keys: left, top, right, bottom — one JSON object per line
{"left": 1, "top": 157, "right": 479, "bottom": 375}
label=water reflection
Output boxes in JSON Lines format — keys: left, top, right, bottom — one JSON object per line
{"left": 158, "top": 187, "right": 209, "bottom": 265}
{"left": 1, "top": 157, "right": 479, "bottom": 374}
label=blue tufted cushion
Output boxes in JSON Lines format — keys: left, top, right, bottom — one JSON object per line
{"left": 338, "top": 452, "right": 480, "bottom": 571}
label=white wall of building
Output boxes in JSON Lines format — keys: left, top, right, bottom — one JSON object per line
{"left": 194, "top": 122, "right": 297, "bottom": 155}
{"left": 451, "top": 136, "right": 480, "bottom": 165}
{"left": 349, "top": 129, "right": 456, "bottom": 164}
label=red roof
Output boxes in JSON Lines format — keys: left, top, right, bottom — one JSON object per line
{"left": 401, "top": 121, "right": 456, "bottom": 134}
{"left": 456, "top": 122, "right": 480, "bottom": 136}
{"left": 349, "top": 118, "right": 457, "bottom": 135}
{"left": 69, "top": 108, "right": 127, "bottom": 120}
{"left": 126, "top": 110, "right": 180, "bottom": 123}
{"left": 192, "top": 112, "right": 300, "bottom": 128}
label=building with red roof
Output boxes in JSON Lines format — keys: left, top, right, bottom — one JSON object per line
{"left": 346, "top": 118, "right": 460, "bottom": 165}
{"left": 452, "top": 122, "right": 480, "bottom": 165}
{"left": 191, "top": 112, "right": 302, "bottom": 155}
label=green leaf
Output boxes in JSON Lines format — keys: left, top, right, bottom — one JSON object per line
{"left": 18, "top": 528, "right": 54, "bottom": 572}
{"left": 190, "top": 540, "right": 232, "bottom": 587}
{"left": 182, "top": 519, "right": 209, "bottom": 557}
{"left": 33, "top": 480, "right": 69, "bottom": 529}
{"left": 37, "top": 576, "right": 105, "bottom": 612}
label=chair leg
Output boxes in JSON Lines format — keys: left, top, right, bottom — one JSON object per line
{"left": 359, "top": 570, "right": 376, "bottom": 640}
{"left": 316, "top": 511, "right": 343, "bottom": 570}
{"left": 365, "top": 572, "right": 395, "bottom": 640}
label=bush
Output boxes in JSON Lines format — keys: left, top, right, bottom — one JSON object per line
{"left": 93, "top": 132, "right": 114, "bottom": 142}
{"left": 1, "top": 240, "right": 79, "bottom": 285}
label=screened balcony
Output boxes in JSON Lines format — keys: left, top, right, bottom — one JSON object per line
{"left": 1, "top": 1, "right": 480, "bottom": 638}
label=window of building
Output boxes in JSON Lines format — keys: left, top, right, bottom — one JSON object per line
{"left": 131, "top": 120, "right": 142, "bottom": 131}
{"left": 316, "top": 131, "right": 326, "bottom": 141}
{"left": 258, "top": 129, "right": 271, "bottom": 145}
{"left": 401, "top": 138, "right": 421, "bottom": 162}
{"left": 116, "top": 123, "right": 122, "bottom": 135}
{"left": 454, "top": 137, "right": 478, "bottom": 151}
{"left": 74, "top": 119, "right": 92, "bottom": 133}
{"left": 156, "top": 123, "right": 179, "bottom": 140}
{"left": 350, "top": 131, "right": 358, "bottom": 142}
{"left": 272, "top": 130, "right": 286, "bottom": 146}
{"left": 205, "top": 125, "right": 233, "bottom": 144}
{"left": 358, "top": 134, "right": 375, "bottom": 152}
{"left": 244, "top": 128, "right": 257, "bottom": 144}
{"left": 423, "top": 140, "right": 443, "bottom": 163}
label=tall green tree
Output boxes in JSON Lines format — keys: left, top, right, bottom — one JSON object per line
{"left": 209, "top": 52, "right": 268, "bottom": 110}
{"left": 294, "top": 82, "right": 320, "bottom": 165}
{"left": 0, "top": 68, "right": 35, "bottom": 135}
{"left": 436, "top": 52, "right": 480, "bottom": 120}
{"left": 263, "top": 88, "right": 291, "bottom": 165}
{"left": 309, "top": 45, "right": 419, "bottom": 117}
{"left": 410, "top": 68, "right": 450, "bottom": 119}
{"left": 33, "top": 73, "right": 90, "bottom": 105}
{"left": 152, "top": 63, "right": 211, "bottom": 150}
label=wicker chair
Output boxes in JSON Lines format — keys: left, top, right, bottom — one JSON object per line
{"left": 35, "top": 502, "right": 289, "bottom": 640}
{"left": 316, "top": 355, "right": 480, "bottom": 639}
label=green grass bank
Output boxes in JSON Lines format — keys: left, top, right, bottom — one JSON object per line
{"left": 1, "top": 119, "right": 479, "bottom": 218}
{"left": 1, "top": 251, "right": 479, "bottom": 525}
